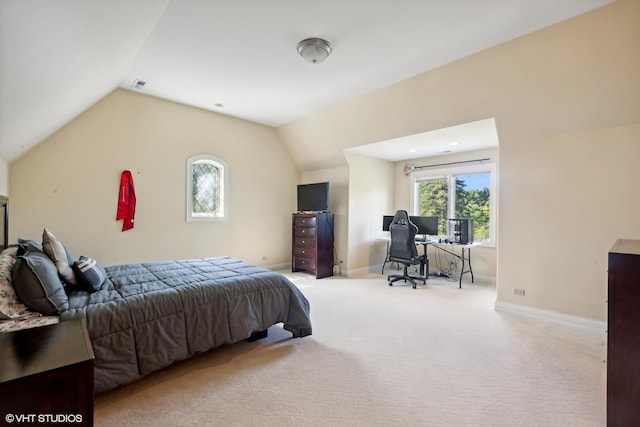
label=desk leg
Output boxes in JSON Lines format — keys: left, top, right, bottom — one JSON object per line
{"left": 459, "top": 249, "right": 464, "bottom": 289}
{"left": 458, "top": 247, "right": 474, "bottom": 288}
{"left": 468, "top": 248, "right": 474, "bottom": 284}
{"left": 381, "top": 241, "right": 389, "bottom": 274}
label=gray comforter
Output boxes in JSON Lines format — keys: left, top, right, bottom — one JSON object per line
{"left": 60, "top": 257, "right": 312, "bottom": 393}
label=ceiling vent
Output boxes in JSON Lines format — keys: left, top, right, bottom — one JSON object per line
{"left": 131, "top": 79, "right": 147, "bottom": 90}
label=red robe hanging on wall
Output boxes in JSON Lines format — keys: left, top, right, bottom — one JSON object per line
{"left": 116, "top": 170, "right": 136, "bottom": 231}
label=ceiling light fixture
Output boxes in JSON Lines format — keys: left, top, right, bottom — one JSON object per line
{"left": 297, "top": 38, "right": 333, "bottom": 64}
{"left": 131, "top": 79, "right": 147, "bottom": 90}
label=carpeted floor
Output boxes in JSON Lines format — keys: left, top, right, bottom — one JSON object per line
{"left": 94, "top": 270, "right": 606, "bottom": 426}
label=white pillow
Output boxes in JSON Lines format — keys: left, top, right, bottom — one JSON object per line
{"left": 42, "top": 228, "right": 77, "bottom": 285}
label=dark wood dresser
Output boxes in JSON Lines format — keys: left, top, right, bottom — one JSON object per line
{"left": 292, "top": 212, "right": 334, "bottom": 278}
{"left": 607, "top": 239, "right": 640, "bottom": 427}
{"left": 0, "top": 319, "right": 95, "bottom": 426}
{"left": 0, "top": 195, "right": 7, "bottom": 251}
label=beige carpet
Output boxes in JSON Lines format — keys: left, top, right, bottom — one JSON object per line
{"left": 94, "top": 271, "right": 606, "bottom": 427}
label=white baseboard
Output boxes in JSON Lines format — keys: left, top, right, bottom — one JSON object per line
{"left": 494, "top": 301, "right": 606, "bottom": 333}
{"left": 346, "top": 265, "right": 380, "bottom": 277}
{"left": 266, "top": 262, "right": 292, "bottom": 271}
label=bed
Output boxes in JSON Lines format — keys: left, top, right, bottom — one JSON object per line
{"left": 1, "top": 242, "right": 312, "bottom": 393}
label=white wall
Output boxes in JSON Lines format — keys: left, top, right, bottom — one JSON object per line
{"left": 9, "top": 89, "right": 300, "bottom": 267}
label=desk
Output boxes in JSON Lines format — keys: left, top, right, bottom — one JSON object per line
{"left": 429, "top": 242, "right": 482, "bottom": 288}
{"left": 378, "top": 236, "right": 481, "bottom": 288}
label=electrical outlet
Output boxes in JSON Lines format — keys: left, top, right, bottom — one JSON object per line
{"left": 513, "top": 288, "right": 526, "bottom": 296}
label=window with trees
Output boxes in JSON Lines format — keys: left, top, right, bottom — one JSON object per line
{"left": 186, "top": 155, "right": 227, "bottom": 222}
{"left": 413, "top": 163, "right": 495, "bottom": 243}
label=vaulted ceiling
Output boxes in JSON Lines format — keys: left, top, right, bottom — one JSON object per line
{"left": 0, "top": 0, "right": 612, "bottom": 162}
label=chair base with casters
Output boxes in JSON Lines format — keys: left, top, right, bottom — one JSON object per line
{"left": 387, "top": 257, "right": 428, "bottom": 289}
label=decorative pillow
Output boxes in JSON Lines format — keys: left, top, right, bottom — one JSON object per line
{"left": 73, "top": 256, "right": 107, "bottom": 292}
{"left": 12, "top": 250, "right": 69, "bottom": 315}
{"left": 0, "top": 247, "right": 32, "bottom": 319}
{"left": 42, "top": 228, "right": 77, "bottom": 285}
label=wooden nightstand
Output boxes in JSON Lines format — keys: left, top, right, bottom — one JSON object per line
{"left": 0, "top": 319, "right": 95, "bottom": 426}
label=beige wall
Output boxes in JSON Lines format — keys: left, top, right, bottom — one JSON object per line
{"left": 0, "top": 158, "right": 7, "bottom": 196}
{"left": 498, "top": 123, "right": 640, "bottom": 319}
{"left": 343, "top": 152, "right": 394, "bottom": 275}
{"left": 9, "top": 89, "right": 300, "bottom": 267}
{"left": 277, "top": 0, "right": 640, "bottom": 321}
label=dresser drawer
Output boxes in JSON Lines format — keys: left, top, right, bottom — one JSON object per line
{"left": 294, "top": 235, "right": 316, "bottom": 248}
{"left": 294, "top": 226, "right": 317, "bottom": 238}
{"left": 294, "top": 216, "right": 317, "bottom": 228}
{"left": 294, "top": 246, "right": 316, "bottom": 258}
{"left": 294, "top": 256, "right": 316, "bottom": 271}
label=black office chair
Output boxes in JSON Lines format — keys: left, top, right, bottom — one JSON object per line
{"left": 387, "top": 210, "right": 427, "bottom": 289}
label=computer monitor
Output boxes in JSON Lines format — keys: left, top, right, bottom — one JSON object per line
{"left": 382, "top": 215, "right": 394, "bottom": 231}
{"left": 409, "top": 216, "right": 439, "bottom": 236}
{"left": 382, "top": 214, "right": 438, "bottom": 236}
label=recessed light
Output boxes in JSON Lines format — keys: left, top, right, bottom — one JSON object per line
{"left": 408, "top": 149, "right": 417, "bottom": 153}
{"left": 448, "top": 141, "right": 459, "bottom": 146}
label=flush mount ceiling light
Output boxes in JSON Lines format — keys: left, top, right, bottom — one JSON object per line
{"left": 297, "top": 38, "right": 333, "bottom": 64}
{"left": 131, "top": 79, "right": 147, "bottom": 90}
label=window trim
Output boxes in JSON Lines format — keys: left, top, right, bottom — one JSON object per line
{"left": 410, "top": 161, "right": 496, "bottom": 246}
{"left": 186, "top": 155, "right": 228, "bottom": 222}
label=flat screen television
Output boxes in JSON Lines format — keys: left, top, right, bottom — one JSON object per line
{"left": 297, "top": 182, "right": 329, "bottom": 212}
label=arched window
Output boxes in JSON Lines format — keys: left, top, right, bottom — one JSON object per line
{"left": 186, "top": 155, "right": 228, "bottom": 221}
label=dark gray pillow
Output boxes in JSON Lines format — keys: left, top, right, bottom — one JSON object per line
{"left": 72, "top": 256, "right": 107, "bottom": 292}
{"left": 12, "top": 251, "right": 69, "bottom": 315}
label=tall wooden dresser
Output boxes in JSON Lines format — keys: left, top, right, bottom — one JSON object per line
{"left": 607, "top": 239, "right": 640, "bottom": 427}
{"left": 292, "top": 212, "right": 334, "bottom": 278}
